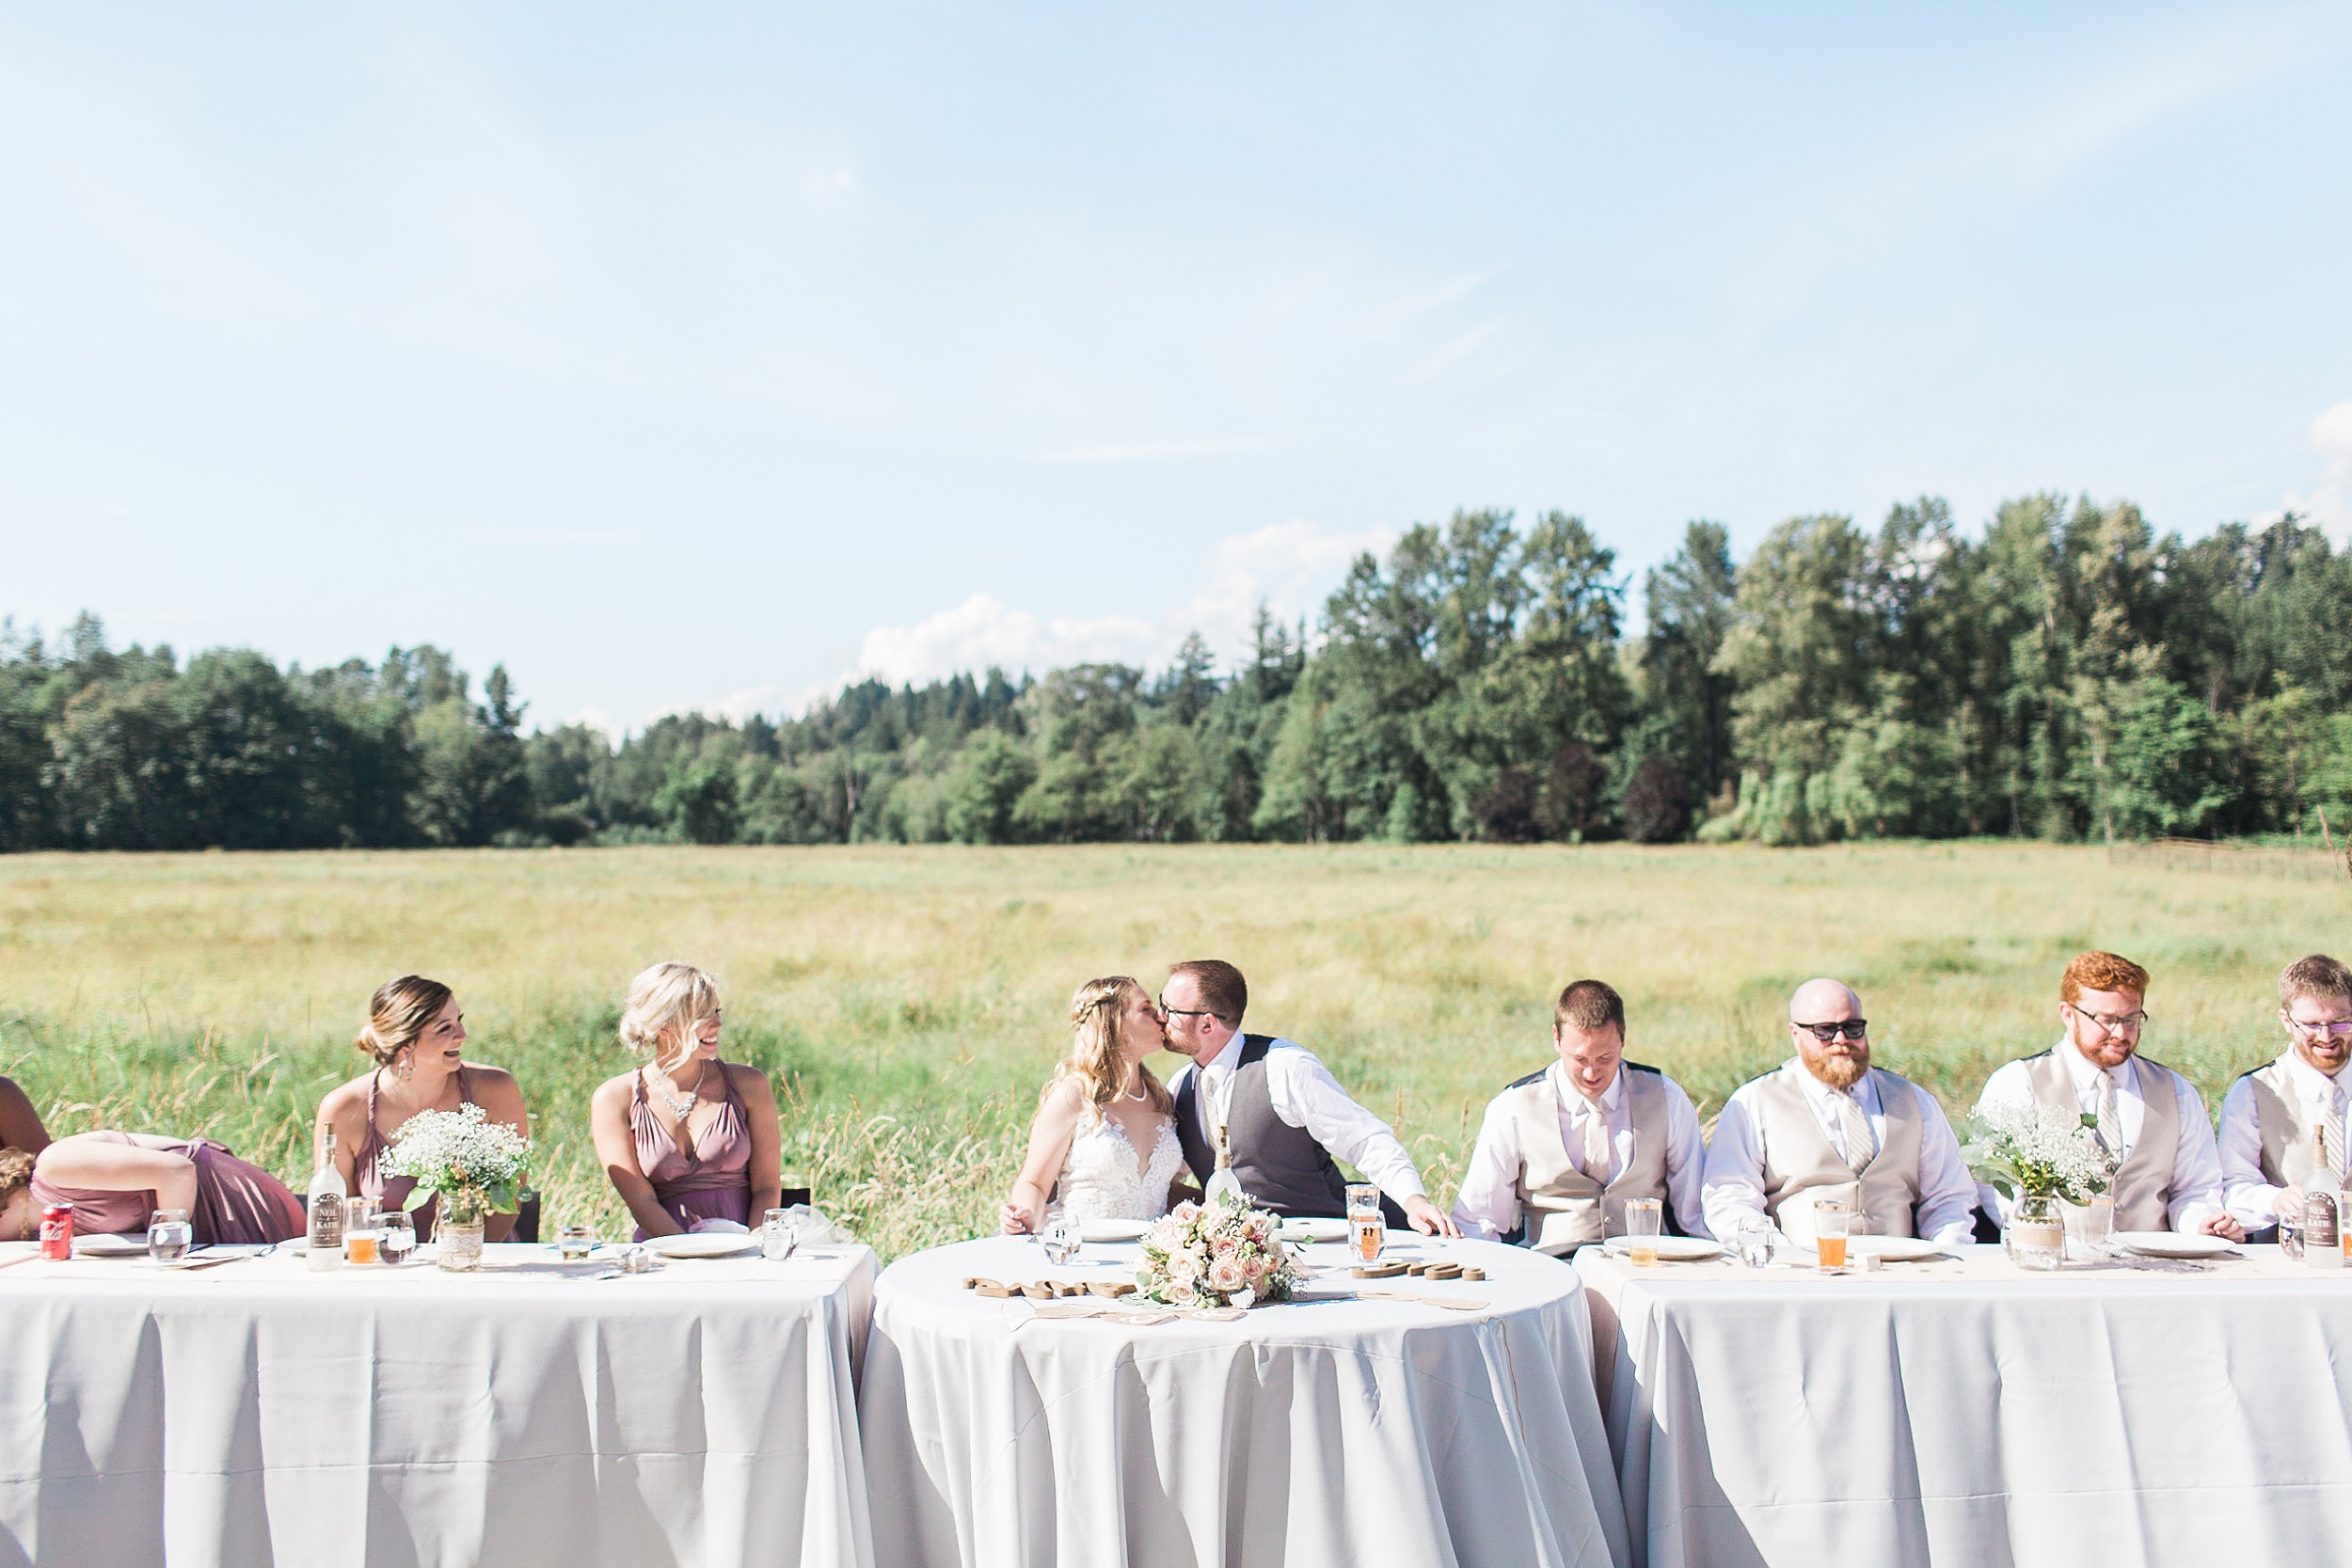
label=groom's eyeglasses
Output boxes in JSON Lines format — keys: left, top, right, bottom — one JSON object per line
{"left": 1159, "top": 998, "right": 1216, "bottom": 1021}
{"left": 1794, "top": 1020, "right": 1868, "bottom": 1042}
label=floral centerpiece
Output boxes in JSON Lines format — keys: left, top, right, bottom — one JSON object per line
{"left": 380, "top": 1103, "right": 531, "bottom": 1272}
{"left": 1961, "top": 1101, "right": 2116, "bottom": 1271}
{"left": 1960, "top": 1102, "right": 2115, "bottom": 1204}
{"left": 1136, "top": 1193, "right": 1298, "bottom": 1309}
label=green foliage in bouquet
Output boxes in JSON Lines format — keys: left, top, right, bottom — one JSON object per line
{"left": 1961, "top": 1102, "right": 2116, "bottom": 1205}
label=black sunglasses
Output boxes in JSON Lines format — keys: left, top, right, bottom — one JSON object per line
{"left": 1795, "top": 1020, "right": 1868, "bottom": 1042}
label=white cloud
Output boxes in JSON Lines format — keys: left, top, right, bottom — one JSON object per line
{"left": 838, "top": 517, "right": 1391, "bottom": 694}
{"left": 2288, "top": 398, "right": 2352, "bottom": 539}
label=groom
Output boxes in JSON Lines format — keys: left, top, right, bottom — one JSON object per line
{"left": 1161, "top": 959, "right": 1458, "bottom": 1236}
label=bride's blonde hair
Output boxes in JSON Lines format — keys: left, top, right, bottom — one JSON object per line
{"left": 1050, "top": 975, "right": 1172, "bottom": 1115}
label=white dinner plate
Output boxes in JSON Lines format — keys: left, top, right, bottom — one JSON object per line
{"left": 1279, "top": 1218, "right": 1351, "bottom": 1243}
{"left": 648, "top": 1232, "right": 760, "bottom": 1259}
{"left": 2115, "top": 1231, "right": 2239, "bottom": 1259}
{"left": 1848, "top": 1236, "right": 1949, "bottom": 1261}
{"left": 72, "top": 1233, "right": 151, "bottom": 1258}
{"left": 1080, "top": 1218, "right": 1152, "bottom": 1243}
{"left": 1602, "top": 1235, "right": 1724, "bottom": 1261}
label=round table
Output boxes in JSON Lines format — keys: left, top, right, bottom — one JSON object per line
{"left": 859, "top": 1232, "right": 1629, "bottom": 1568}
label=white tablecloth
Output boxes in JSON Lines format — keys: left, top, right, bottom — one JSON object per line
{"left": 861, "top": 1233, "right": 1629, "bottom": 1568}
{"left": 1578, "top": 1243, "right": 2352, "bottom": 1568}
{"left": 0, "top": 1242, "right": 877, "bottom": 1568}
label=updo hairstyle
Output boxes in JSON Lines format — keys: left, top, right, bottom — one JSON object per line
{"left": 619, "top": 962, "right": 723, "bottom": 1069}
{"left": 357, "top": 975, "right": 456, "bottom": 1069}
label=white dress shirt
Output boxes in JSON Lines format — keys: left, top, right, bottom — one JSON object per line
{"left": 2218, "top": 1049, "right": 2347, "bottom": 1227}
{"left": 1701, "top": 1059, "right": 1980, "bottom": 1246}
{"left": 1177, "top": 1035, "right": 1427, "bottom": 1204}
{"left": 1972, "top": 1040, "right": 2226, "bottom": 1232}
{"left": 1449, "top": 1062, "right": 1712, "bottom": 1242}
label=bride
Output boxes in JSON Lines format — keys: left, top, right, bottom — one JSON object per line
{"left": 998, "top": 975, "right": 1189, "bottom": 1233}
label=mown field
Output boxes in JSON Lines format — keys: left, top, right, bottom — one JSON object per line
{"left": 1, "top": 844, "right": 2344, "bottom": 1257}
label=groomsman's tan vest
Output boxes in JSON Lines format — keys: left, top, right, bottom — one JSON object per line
{"left": 2235, "top": 1055, "right": 2341, "bottom": 1191}
{"left": 1746, "top": 1063, "right": 1923, "bottom": 1242}
{"left": 1507, "top": 1062, "right": 1673, "bottom": 1254}
{"left": 2020, "top": 1049, "right": 2181, "bottom": 1233}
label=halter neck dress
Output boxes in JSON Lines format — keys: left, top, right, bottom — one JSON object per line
{"left": 354, "top": 1065, "right": 478, "bottom": 1240}
{"left": 628, "top": 1064, "right": 754, "bottom": 1240}
{"left": 31, "top": 1132, "right": 304, "bottom": 1244}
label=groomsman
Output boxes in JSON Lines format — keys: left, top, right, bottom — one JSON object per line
{"left": 1451, "top": 979, "right": 1710, "bottom": 1252}
{"left": 2217, "top": 953, "right": 2352, "bottom": 1232}
{"left": 1974, "top": 949, "right": 2242, "bottom": 1240}
{"left": 1703, "top": 978, "right": 1979, "bottom": 1244}
{"left": 1160, "top": 959, "right": 1459, "bottom": 1236}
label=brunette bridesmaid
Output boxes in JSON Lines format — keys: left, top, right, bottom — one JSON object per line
{"left": 590, "top": 962, "right": 780, "bottom": 1239}
{"left": 4, "top": 1131, "right": 303, "bottom": 1243}
{"left": 315, "top": 976, "right": 532, "bottom": 1240}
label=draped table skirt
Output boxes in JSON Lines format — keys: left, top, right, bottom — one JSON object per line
{"left": 1578, "top": 1243, "right": 2352, "bottom": 1568}
{"left": 861, "top": 1233, "right": 1629, "bottom": 1568}
{"left": 0, "top": 1242, "right": 877, "bottom": 1568}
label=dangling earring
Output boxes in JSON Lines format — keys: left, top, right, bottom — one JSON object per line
{"left": 394, "top": 1048, "right": 415, "bottom": 1084}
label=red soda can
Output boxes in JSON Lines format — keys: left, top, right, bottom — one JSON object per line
{"left": 39, "top": 1204, "right": 72, "bottom": 1261}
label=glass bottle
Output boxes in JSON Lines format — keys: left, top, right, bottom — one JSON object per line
{"left": 1204, "top": 1123, "right": 1247, "bottom": 1208}
{"left": 307, "top": 1129, "right": 347, "bottom": 1271}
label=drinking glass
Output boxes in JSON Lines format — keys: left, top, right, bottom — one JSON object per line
{"left": 1813, "top": 1200, "right": 1851, "bottom": 1269}
{"left": 1735, "top": 1216, "right": 1775, "bottom": 1268}
{"left": 1624, "top": 1197, "right": 1663, "bottom": 1266}
{"left": 378, "top": 1212, "right": 416, "bottom": 1265}
{"left": 2073, "top": 1195, "right": 2115, "bottom": 1259}
{"left": 559, "top": 1225, "right": 596, "bottom": 1262}
{"left": 147, "top": 1208, "right": 193, "bottom": 1263}
{"left": 1345, "top": 1182, "right": 1384, "bottom": 1263}
{"left": 761, "top": 1208, "right": 801, "bottom": 1262}
{"left": 1040, "top": 1212, "right": 1080, "bottom": 1266}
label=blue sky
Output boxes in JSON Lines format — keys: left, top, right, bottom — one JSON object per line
{"left": 3, "top": 4, "right": 2347, "bottom": 733}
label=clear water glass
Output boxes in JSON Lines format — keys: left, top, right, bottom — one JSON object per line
{"left": 1735, "top": 1217, "right": 1774, "bottom": 1268}
{"left": 761, "top": 1208, "right": 801, "bottom": 1261}
{"left": 1040, "top": 1212, "right": 1080, "bottom": 1266}
{"left": 378, "top": 1212, "right": 416, "bottom": 1265}
{"left": 2073, "top": 1195, "right": 2115, "bottom": 1259}
{"left": 147, "top": 1208, "right": 193, "bottom": 1262}
{"left": 1624, "top": 1197, "right": 1663, "bottom": 1265}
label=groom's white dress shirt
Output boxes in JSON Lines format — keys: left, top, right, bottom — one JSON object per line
{"left": 1702, "top": 1062, "right": 1979, "bottom": 1245}
{"left": 1973, "top": 1039, "right": 2226, "bottom": 1232}
{"left": 2217, "top": 1048, "right": 2347, "bottom": 1226}
{"left": 1450, "top": 1062, "right": 1711, "bottom": 1242}
{"left": 1180, "top": 1034, "right": 1427, "bottom": 1204}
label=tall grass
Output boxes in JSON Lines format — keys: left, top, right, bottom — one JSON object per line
{"left": 2, "top": 843, "right": 2343, "bottom": 1256}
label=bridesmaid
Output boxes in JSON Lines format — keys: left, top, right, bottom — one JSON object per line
{"left": 5, "top": 1131, "right": 303, "bottom": 1243}
{"left": 315, "top": 976, "right": 532, "bottom": 1241}
{"left": 590, "top": 962, "right": 780, "bottom": 1240}
{"left": 0, "top": 1073, "right": 49, "bottom": 1154}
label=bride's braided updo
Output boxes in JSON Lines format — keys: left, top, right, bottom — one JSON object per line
{"left": 1052, "top": 976, "right": 1172, "bottom": 1115}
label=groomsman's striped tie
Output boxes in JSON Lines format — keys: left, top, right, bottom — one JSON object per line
{"left": 2325, "top": 1086, "right": 2347, "bottom": 1184}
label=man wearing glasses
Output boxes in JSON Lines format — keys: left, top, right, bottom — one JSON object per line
{"left": 1159, "top": 958, "right": 1458, "bottom": 1236}
{"left": 1974, "top": 950, "right": 2241, "bottom": 1240}
{"left": 2217, "top": 953, "right": 2352, "bottom": 1234}
{"left": 1701, "top": 977, "right": 1979, "bottom": 1245}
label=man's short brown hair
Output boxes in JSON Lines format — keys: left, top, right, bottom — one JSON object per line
{"left": 2280, "top": 954, "right": 2352, "bottom": 1009}
{"left": 2061, "top": 950, "right": 2150, "bottom": 1004}
{"left": 1168, "top": 959, "right": 1248, "bottom": 1027}
{"left": 1553, "top": 979, "right": 1626, "bottom": 1036}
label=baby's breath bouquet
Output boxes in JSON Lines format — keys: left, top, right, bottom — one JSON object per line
{"left": 1137, "top": 1193, "right": 1298, "bottom": 1309}
{"left": 1962, "top": 1102, "right": 2116, "bottom": 1204}
{"left": 381, "top": 1103, "right": 531, "bottom": 1224}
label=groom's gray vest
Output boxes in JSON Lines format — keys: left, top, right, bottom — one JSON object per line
{"left": 1172, "top": 1036, "right": 1352, "bottom": 1218}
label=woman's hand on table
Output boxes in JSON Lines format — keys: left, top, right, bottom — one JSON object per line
{"left": 998, "top": 1201, "right": 1035, "bottom": 1235}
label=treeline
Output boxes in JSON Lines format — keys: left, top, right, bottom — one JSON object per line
{"left": 7, "top": 494, "right": 2350, "bottom": 851}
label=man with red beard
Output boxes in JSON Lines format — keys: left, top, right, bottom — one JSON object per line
{"left": 1702, "top": 977, "right": 1978, "bottom": 1246}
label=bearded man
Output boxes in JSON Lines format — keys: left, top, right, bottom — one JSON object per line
{"left": 1702, "top": 977, "right": 1979, "bottom": 1245}
{"left": 2218, "top": 953, "right": 2352, "bottom": 1232}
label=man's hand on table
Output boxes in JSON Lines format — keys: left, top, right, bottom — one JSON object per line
{"left": 1403, "top": 1196, "right": 1461, "bottom": 1238}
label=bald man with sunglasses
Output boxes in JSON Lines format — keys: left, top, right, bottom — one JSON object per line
{"left": 1701, "top": 977, "right": 1979, "bottom": 1246}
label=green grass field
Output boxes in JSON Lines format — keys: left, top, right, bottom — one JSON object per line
{"left": 1, "top": 844, "right": 2344, "bottom": 1256}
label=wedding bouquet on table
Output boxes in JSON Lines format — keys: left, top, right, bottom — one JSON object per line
{"left": 381, "top": 1103, "right": 532, "bottom": 1273}
{"left": 1136, "top": 1194, "right": 1298, "bottom": 1309}
{"left": 1961, "top": 1102, "right": 2116, "bottom": 1271}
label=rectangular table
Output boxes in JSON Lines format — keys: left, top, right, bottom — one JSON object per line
{"left": 1578, "top": 1243, "right": 2352, "bottom": 1568}
{"left": 0, "top": 1242, "right": 877, "bottom": 1568}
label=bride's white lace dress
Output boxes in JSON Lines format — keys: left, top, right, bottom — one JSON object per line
{"left": 1056, "top": 1104, "right": 1184, "bottom": 1223}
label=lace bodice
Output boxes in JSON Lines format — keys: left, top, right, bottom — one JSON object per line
{"left": 1057, "top": 1104, "right": 1184, "bottom": 1224}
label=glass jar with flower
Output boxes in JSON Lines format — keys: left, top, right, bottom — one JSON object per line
{"left": 1962, "top": 1103, "right": 2117, "bottom": 1271}
{"left": 379, "top": 1104, "right": 532, "bottom": 1272}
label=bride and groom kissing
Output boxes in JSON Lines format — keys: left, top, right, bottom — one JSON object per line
{"left": 998, "top": 959, "right": 1459, "bottom": 1238}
